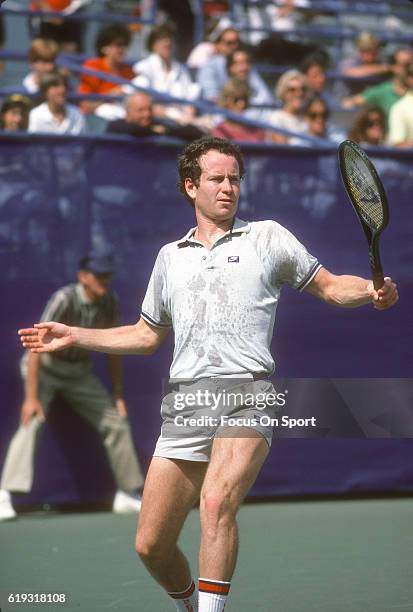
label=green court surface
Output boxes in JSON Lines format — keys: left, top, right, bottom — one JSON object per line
{"left": 1, "top": 498, "right": 412, "bottom": 612}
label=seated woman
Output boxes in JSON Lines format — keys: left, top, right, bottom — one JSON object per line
{"left": 23, "top": 38, "right": 60, "bottom": 94}
{"left": 267, "top": 69, "right": 309, "bottom": 144}
{"left": 212, "top": 79, "right": 266, "bottom": 142}
{"left": 0, "top": 94, "right": 31, "bottom": 131}
{"left": 78, "top": 24, "right": 134, "bottom": 118}
{"left": 302, "top": 94, "right": 345, "bottom": 143}
{"left": 130, "top": 23, "right": 199, "bottom": 125}
{"left": 348, "top": 104, "right": 387, "bottom": 146}
{"left": 226, "top": 47, "right": 275, "bottom": 122}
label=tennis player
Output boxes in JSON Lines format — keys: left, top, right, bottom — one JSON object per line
{"left": 18, "top": 137, "right": 398, "bottom": 612}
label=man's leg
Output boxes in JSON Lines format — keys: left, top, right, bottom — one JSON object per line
{"left": 0, "top": 367, "right": 55, "bottom": 520}
{"left": 198, "top": 433, "right": 269, "bottom": 610}
{"left": 136, "top": 456, "right": 207, "bottom": 598}
{"left": 0, "top": 417, "right": 44, "bottom": 494}
{"left": 63, "top": 373, "right": 144, "bottom": 495}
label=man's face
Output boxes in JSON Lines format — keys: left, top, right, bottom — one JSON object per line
{"left": 152, "top": 36, "right": 172, "bottom": 62}
{"left": 393, "top": 49, "right": 413, "bottom": 78}
{"left": 78, "top": 270, "right": 113, "bottom": 301}
{"left": 126, "top": 94, "right": 153, "bottom": 127}
{"left": 32, "top": 59, "right": 55, "bottom": 77}
{"left": 46, "top": 82, "right": 66, "bottom": 106}
{"left": 229, "top": 51, "right": 251, "bottom": 80}
{"left": 305, "top": 64, "right": 326, "bottom": 92}
{"left": 185, "top": 150, "right": 241, "bottom": 222}
{"left": 359, "top": 47, "right": 379, "bottom": 65}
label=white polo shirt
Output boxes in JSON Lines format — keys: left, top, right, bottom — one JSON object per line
{"left": 388, "top": 91, "right": 413, "bottom": 145}
{"left": 28, "top": 102, "right": 86, "bottom": 135}
{"left": 141, "top": 218, "right": 321, "bottom": 380}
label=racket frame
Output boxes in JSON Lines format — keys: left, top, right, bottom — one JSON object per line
{"left": 338, "top": 140, "right": 389, "bottom": 290}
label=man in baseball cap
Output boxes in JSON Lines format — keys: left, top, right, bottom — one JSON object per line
{"left": 0, "top": 250, "right": 145, "bottom": 521}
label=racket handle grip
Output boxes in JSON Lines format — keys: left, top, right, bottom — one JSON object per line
{"left": 372, "top": 269, "right": 384, "bottom": 291}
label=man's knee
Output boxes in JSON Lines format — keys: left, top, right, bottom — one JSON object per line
{"left": 135, "top": 532, "right": 173, "bottom": 569}
{"left": 200, "top": 489, "right": 237, "bottom": 532}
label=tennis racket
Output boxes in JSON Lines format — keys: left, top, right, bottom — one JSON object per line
{"left": 338, "top": 139, "right": 389, "bottom": 290}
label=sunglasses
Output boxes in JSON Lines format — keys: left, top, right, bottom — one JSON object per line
{"left": 287, "top": 85, "right": 305, "bottom": 93}
{"left": 365, "top": 118, "right": 384, "bottom": 128}
{"left": 222, "top": 38, "right": 239, "bottom": 46}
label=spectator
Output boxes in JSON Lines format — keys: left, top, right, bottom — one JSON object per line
{"left": 130, "top": 24, "right": 199, "bottom": 125}
{"left": 187, "top": 18, "right": 222, "bottom": 70}
{"left": 22, "top": 38, "right": 60, "bottom": 95}
{"left": 348, "top": 105, "right": 387, "bottom": 146}
{"left": 388, "top": 61, "right": 413, "bottom": 148}
{"left": 226, "top": 47, "right": 274, "bottom": 121}
{"left": 0, "top": 95, "right": 31, "bottom": 131}
{"left": 245, "top": 0, "right": 304, "bottom": 45}
{"left": 337, "top": 32, "right": 390, "bottom": 97}
{"left": 29, "top": 0, "right": 91, "bottom": 53}
{"left": 197, "top": 27, "right": 242, "bottom": 101}
{"left": 106, "top": 92, "right": 204, "bottom": 141}
{"left": 212, "top": 79, "right": 266, "bottom": 142}
{"left": 29, "top": 71, "right": 85, "bottom": 134}
{"left": 267, "top": 69, "right": 308, "bottom": 144}
{"left": 187, "top": 19, "right": 238, "bottom": 70}
{"left": 157, "top": 0, "right": 195, "bottom": 62}
{"left": 78, "top": 24, "right": 134, "bottom": 116}
{"left": 342, "top": 47, "right": 413, "bottom": 119}
{"left": 300, "top": 52, "right": 338, "bottom": 109}
{"left": 248, "top": 1, "right": 320, "bottom": 66}
{"left": 302, "top": 94, "right": 344, "bottom": 143}
{"left": 0, "top": 251, "right": 144, "bottom": 522}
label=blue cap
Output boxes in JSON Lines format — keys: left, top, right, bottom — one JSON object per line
{"left": 79, "top": 251, "right": 114, "bottom": 274}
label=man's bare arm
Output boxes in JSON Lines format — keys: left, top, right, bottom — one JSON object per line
{"left": 305, "top": 267, "right": 398, "bottom": 309}
{"left": 341, "top": 94, "right": 366, "bottom": 109}
{"left": 18, "top": 317, "right": 169, "bottom": 355}
{"left": 343, "top": 64, "right": 390, "bottom": 78}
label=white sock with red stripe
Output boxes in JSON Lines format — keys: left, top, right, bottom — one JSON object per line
{"left": 198, "top": 578, "right": 231, "bottom": 612}
{"left": 168, "top": 579, "right": 198, "bottom": 611}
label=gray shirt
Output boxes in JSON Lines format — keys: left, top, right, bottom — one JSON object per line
{"left": 21, "top": 283, "right": 119, "bottom": 379}
{"left": 141, "top": 218, "right": 320, "bottom": 380}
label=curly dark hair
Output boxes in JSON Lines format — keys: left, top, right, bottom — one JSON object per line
{"left": 226, "top": 46, "right": 252, "bottom": 73}
{"left": 146, "top": 23, "right": 175, "bottom": 53}
{"left": 95, "top": 24, "right": 131, "bottom": 56}
{"left": 348, "top": 104, "right": 386, "bottom": 144}
{"left": 177, "top": 136, "right": 245, "bottom": 205}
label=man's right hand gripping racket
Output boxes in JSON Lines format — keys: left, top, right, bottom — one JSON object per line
{"left": 338, "top": 139, "right": 389, "bottom": 290}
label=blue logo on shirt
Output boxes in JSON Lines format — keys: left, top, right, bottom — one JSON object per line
{"left": 228, "top": 256, "right": 239, "bottom": 263}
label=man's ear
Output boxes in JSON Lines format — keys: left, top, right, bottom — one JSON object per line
{"left": 77, "top": 270, "right": 88, "bottom": 283}
{"left": 184, "top": 177, "right": 197, "bottom": 201}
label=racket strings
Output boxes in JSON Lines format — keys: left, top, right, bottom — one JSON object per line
{"left": 344, "top": 149, "right": 384, "bottom": 230}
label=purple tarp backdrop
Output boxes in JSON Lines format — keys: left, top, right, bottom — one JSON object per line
{"left": 0, "top": 134, "right": 412, "bottom": 505}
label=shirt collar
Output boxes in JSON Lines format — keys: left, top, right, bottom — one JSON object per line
{"left": 76, "top": 282, "right": 94, "bottom": 305}
{"left": 177, "top": 217, "right": 250, "bottom": 247}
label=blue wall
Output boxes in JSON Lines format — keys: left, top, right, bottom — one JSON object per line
{"left": 1, "top": 134, "right": 412, "bottom": 504}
